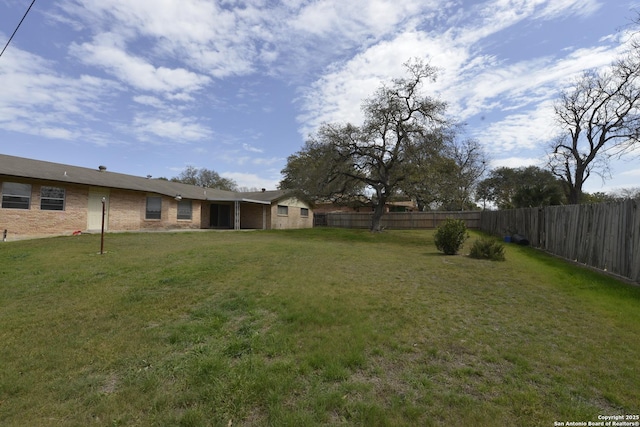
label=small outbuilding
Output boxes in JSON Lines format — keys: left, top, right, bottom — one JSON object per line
{"left": 0, "top": 154, "right": 313, "bottom": 240}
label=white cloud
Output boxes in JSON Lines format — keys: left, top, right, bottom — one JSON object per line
{"left": 535, "top": 0, "right": 602, "bottom": 20}
{"left": 0, "top": 46, "right": 120, "bottom": 143}
{"left": 57, "top": 0, "right": 263, "bottom": 78}
{"left": 290, "top": 0, "right": 427, "bottom": 38}
{"left": 133, "top": 95, "right": 165, "bottom": 108}
{"left": 65, "top": 0, "right": 414, "bottom": 83}
{"left": 582, "top": 159, "right": 640, "bottom": 193}
{"left": 70, "top": 33, "right": 211, "bottom": 94}
{"left": 133, "top": 114, "right": 212, "bottom": 142}
{"left": 473, "top": 101, "right": 558, "bottom": 153}
{"left": 222, "top": 171, "right": 280, "bottom": 190}
{"left": 252, "top": 157, "right": 282, "bottom": 167}
{"left": 620, "top": 168, "right": 640, "bottom": 177}
{"left": 242, "top": 143, "right": 264, "bottom": 153}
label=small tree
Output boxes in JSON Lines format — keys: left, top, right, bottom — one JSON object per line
{"left": 434, "top": 218, "right": 468, "bottom": 255}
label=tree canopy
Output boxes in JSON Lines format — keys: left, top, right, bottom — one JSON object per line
{"left": 476, "top": 166, "right": 566, "bottom": 209}
{"left": 171, "top": 166, "right": 238, "bottom": 191}
{"left": 396, "top": 132, "right": 487, "bottom": 211}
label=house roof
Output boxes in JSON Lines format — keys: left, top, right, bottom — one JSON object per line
{"left": 0, "top": 154, "right": 290, "bottom": 204}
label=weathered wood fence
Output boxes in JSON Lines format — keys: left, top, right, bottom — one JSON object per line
{"left": 480, "top": 199, "right": 640, "bottom": 284}
{"left": 314, "top": 211, "right": 481, "bottom": 229}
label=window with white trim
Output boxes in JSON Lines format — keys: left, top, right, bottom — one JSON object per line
{"left": 40, "top": 186, "right": 65, "bottom": 211}
{"left": 146, "top": 196, "right": 162, "bottom": 219}
{"left": 277, "top": 205, "right": 288, "bottom": 215}
{"left": 1, "top": 182, "right": 31, "bottom": 209}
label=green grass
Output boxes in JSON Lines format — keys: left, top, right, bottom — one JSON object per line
{"left": 1, "top": 228, "right": 639, "bottom": 426}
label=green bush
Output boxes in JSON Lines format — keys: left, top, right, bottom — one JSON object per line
{"left": 469, "top": 237, "right": 506, "bottom": 261}
{"left": 434, "top": 219, "right": 468, "bottom": 255}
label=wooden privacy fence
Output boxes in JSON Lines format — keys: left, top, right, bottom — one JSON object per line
{"left": 315, "top": 211, "right": 481, "bottom": 229}
{"left": 479, "top": 207, "right": 545, "bottom": 247}
{"left": 480, "top": 199, "right": 640, "bottom": 284}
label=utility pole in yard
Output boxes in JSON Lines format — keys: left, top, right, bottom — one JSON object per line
{"left": 100, "top": 197, "right": 106, "bottom": 255}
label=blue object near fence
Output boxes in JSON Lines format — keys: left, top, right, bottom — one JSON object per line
{"left": 511, "top": 234, "right": 530, "bottom": 245}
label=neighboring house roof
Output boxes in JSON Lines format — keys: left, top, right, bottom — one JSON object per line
{"left": 0, "top": 154, "right": 290, "bottom": 204}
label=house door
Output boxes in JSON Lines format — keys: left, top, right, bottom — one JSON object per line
{"left": 210, "top": 204, "right": 231, "bottom": 228}
{"left": 88, "top": 191, "right": 109, "bottom": 231}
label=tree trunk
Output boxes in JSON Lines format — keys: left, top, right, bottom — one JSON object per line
{"left": 369, "top": 184, "right": 387, "bottom": 232}
{"left": 568, "top": 187, "right": 580, "bottom": 204}
{"left": 371, "top": 201, "right": 385, "bottom": 232}
{"left": 568, "top": 167, "right": 585, "bottom": 204}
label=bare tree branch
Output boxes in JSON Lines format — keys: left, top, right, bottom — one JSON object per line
{"left": 548, "top": 34, "right": 640, "bottom": 204}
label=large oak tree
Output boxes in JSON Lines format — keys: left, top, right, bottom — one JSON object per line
{"left": 280, "top": 60, "right": 448, "bottom": 231}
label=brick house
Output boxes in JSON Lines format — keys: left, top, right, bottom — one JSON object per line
{"left": 0, "top": 154, "right": 313, "bottom": 240}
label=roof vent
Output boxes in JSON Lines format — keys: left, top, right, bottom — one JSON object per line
{"left": 146, "top": 175, "right": 152, "bottom": 179}
{"left": 98, "top": 165, "right": 107, "bottom": 172}
{"left": 261, "top": 188, "right": 266, "bottom": 192}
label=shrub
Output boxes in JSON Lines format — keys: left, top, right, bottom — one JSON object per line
{"left": 469, "top": 237, "right": 506, "bottom": 261}
{"left": 434, "top": 219, "right": 468, "bottom": 255}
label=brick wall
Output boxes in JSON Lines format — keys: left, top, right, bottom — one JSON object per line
{"left": 270, "top": 197, "right": 313, "bottom": 229}
{"left": 131, "top": 193, "right": 203, "bottom": 231}
{"left": 104, "top": 190, "right": 203, "bottom": 232}
{"left": 0, "top": 178, "right": 88, "bottom": 240}
{"left": 240, "top": 202, "right": 267, "bottom": 229}
{"left": 1, "top": 178, "right": 204, "bottom": 240}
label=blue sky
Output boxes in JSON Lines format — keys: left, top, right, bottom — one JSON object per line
{"left": 1, "top": 0, "right": 639, "bottom": 193}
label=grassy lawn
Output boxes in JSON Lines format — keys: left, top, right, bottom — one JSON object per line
{"left": 1, "top": 228, "right": 639, "bottom": 426}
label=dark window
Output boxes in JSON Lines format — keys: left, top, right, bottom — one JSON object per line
{"left": 210, "top": 204, "right": 231, "bottom": 228}
{"left": 277, "top": 205, "right": 288, "bottom": 215}
{"left": 177, "top": 200, "right": 192, "bottom": 220}
{"left": 41, "top": 186, "right": 65, "bottom": 211}
{"left": 146, "top": 196, "right": 162, "bottom": 219}
{"left": 300, "top": 207, "right": 309, "bottom": 217}
{"left": 1, "top": 182, "right": 31, "bottom": 209}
